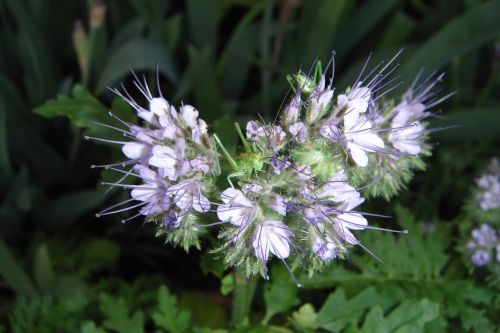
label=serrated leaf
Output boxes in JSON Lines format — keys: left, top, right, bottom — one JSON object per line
{"left": 152, "top": 285, "right": 191, "bottom": 333}
{"left": 355, "top": 299, "right": 439, "bottom": 333}
{"left": 315, "top": 287, "right": 381, "bottom": 332}
{"left": 262, "top": 266, "right": 300, "bottom": 323}
{"left": 290, "top": 304, "right": 318, "bottom": 330}
{"left": 81, "top": 321, "right": 107, "bottom": 333}
{"left": 33, "top": 85, "right": 108, "bottom": 137}
{"left": 99, "top": 294, "right": 145, "bottom": 333}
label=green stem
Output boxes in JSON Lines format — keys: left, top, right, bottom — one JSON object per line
{"left": 231, "top": 267, "right": 258, "bottom": 326}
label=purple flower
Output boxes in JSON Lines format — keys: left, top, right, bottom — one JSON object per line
{"left": 217, "top": 188, "right": 255, "bottom": 227}
{"left": 252, "top": 220, "right": 293, "bottom": 263}
{"left": 169, "top": 179, "right": 210, "bottom": 213}
{"left": 313, "top": 232, "right": 339, "bottom": 261}
{"left": 131, "top": 165, "right": 170, "bottom": 215}
{"left": 149, "top": 139, "right": 191, "bottom": 181}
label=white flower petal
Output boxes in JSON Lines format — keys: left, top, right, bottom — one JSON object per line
{"left": 122, "top": 142, "right": 148, "bottom": 159}
{"left": 347, "top": 143, "right": 368, "bottom": 167}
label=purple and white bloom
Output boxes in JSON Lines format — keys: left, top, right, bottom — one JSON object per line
{"left": 471, "top": 224, "right": 498, "bottom": 247}
{"left": 122, "top": 130, "right": 156, "bottom": 161}
{"left": 217, "top": 188, "right": 255, "bottom": 227}
{"left": 252, "top": 220, "right": 293, "bottom": 263}
{"left": 149, "top": 97, "right": 170, "bottom": 117}
{"left": 131, "top": 165, "right": 170, "bottom": 215}
{"left": 332, "top": 196, "right": 368, "bottom": 245}
{"left": 169, "top": 179, "right": 210, "bottom": 213}
{"left": 241, "top": 183, "right": 264, "bottom": 194}
{"left": 307, "top": 88, "right": 334, "bottom": 123}
{"left": 270, "top": 195, "right": 287, "bottom": 216}
{"left": 343, "top": 108, "right": 385, "bottom": 167}
{"left": 470, "top": 250, "right": 491, "bottom": 267}
{"left": 282, "top": 94, "right": 301, "bottom": 127}
{"left": 312, "top": 231, "right": 339, "bottom": 261}
{"left": 317, "top": 171, "right": 360, "bottom": 203}
{"left": 190, "top": 155, "right": 210, "bottom": 174}
{"left": 496, "top": 244, "right": 500, "bottom": 262}
{"left": 388, "top": 101, "right": 426, "bottom": 155}
{"left": 337, "top": 86, "right": 371, "bottom": 112}
{"left": 467, "top": 224, "right": 498, "bottom": 266}
{"left": 475, "top": 162, "right": 500, "bottom": 210}
{"left": 149, "top": 139, "right": 191, "bottom": 181}
{"left": 246, "top": 121, "right": 287, "bottom": 150}
{"left": 288, "top": 122, "right": 307, "bottom": 143}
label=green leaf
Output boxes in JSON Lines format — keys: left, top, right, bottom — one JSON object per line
{"left": 79, "top": 239, "right": 120, "bottom": 278}
{"left": 401, "top": 0, "right": 500, "bottom": 76}
{"left": 181, "top": 47, "right": 222, "bottom": 121}
{"left": 334, "top": 0, "right": 402, "bottom": 57}
{"left": 32, "top": 243, "right": 55, "bottom": 294}
{"left": 200, "top": 252, "right": 226, "bottom": 278}
{"left": 99, "top": 294, "right": 145, "bottom": 333}
{"left": 297, "top": 0, "right": 353, "bottom": 64}
{"left": 33, "top": 85, "right": 108, "bottom": 136}
{"left": 262, "top": 267, "right": 300, "bottom": 324}
{"left": 220, "top": 274, "right": 235, "bottom": 296}
{"left": 186, "top": 0, "right": 218, "bottom": 49}
{"left": 0, "top": 99, "right": 12, "bottom": 175}
{"left": 0, "top": 239, "right": 37, "bottom": 298}
{"left": 81, "top": 321, "right": 107, "bottom": 333}
{"left": 152, "top": 285, "right": 191, "bottom": 333}
{"left": 315, "top": 287, "right": 381, "bottom": 332}
{"left": 290, "top": 304, "right": 318, "bottom": 331}
{"left": 47, "top": 190, "right": 106, "bottom": 226}
{"left": 430, "top": 108, "right": 500, "bottom": 141}
{"left": 95, "top": 39, "right": 178, "bottom": 94}
{"left": 354, "top": 299, "right": 439, "bottom": 333}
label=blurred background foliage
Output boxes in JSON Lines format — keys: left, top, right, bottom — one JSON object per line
{"left": 0, "top": 0, "right": 499, "bottom": 332}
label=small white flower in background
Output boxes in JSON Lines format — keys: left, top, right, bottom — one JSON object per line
{"left": 467, "top": 224, "right": 499, "bottom": 266}
{"left": 252, "top": 220, "right": 294, "bottom": 263}
{"left": 476, "top": 158, "right": 500, "bottom": 210}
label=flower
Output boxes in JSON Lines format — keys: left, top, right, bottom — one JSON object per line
{"left": 312, "top": 231, "right": 339, "bottom": 261}
{"left": 342, "top": 108, "right": 385, "bottom": 167}
{"left": 149, "top": 138, "right": 191, "bottom": 181}
{"left": 388, "top": 101, "right": 426, "bottom": 155}
{"left": 467, "top": 224, "right": 498, "bottom": 266}
{"left": 217, "top": 188, "right": 256, "bottom": 227}
{"left": 475, "top": 158, "right": 500, "bottom": 210}
{"left": 169, "top": 179, "right": 210, "bottom": 213}
{"left": 131, "top": 165, "right": 170, "bottom": 216}
{"left": 252, "top": 220, "right": 294, "bottom": 263}
{"left": 331, "top": 196, "right": 368, "bottom": 245}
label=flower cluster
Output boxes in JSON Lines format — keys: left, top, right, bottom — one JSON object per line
{"left": 467, "top": 224, "right": 500, "bottom": 266}
{"left": 475, "top": 158, "right": 500, "bottom": 211}
{"left": 90, "top": 77, "right": 218, "bottom": 249}
{"left": 93, "top": 53, "right": 447, "bottom": 282}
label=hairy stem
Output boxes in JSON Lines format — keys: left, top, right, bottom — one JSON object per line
{"left": 232, "top": 268, "right": 258, "bottom": 326}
